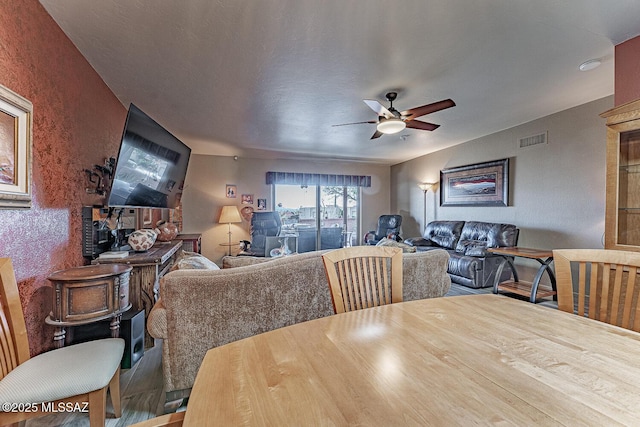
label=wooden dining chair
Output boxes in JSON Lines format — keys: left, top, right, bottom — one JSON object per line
{"left": 322, "top": 246, "right": 403, "bottom": 314}
{"left": 553, "top": 249, "right": 640, "bottom": 331}
{"left": 0, "top": 258, "right": 124, "bottom": 427}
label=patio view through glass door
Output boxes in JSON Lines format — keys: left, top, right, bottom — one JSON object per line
{"left": 273, "top": 184, "right": 359, "bottom": 253}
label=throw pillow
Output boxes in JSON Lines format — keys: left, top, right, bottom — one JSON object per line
{"left": 376, "top": 237, "right": 417, "bottom": 253}
{"left": 455, "top": 240, "right": 489, "bottom": 256}
{"left": 171, "top": 251, "right": 220, "bottom": 271}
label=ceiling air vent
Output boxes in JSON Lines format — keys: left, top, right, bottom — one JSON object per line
{"left": 519, "top": 131, "right": 547, "bottom": 149}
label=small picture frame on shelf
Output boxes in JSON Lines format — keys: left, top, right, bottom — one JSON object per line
{"left": 141, "top": 208, "right": 152, "bottom": 226}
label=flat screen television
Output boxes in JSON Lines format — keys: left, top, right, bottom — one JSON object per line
{"left": 107, "top": 104, "right": 191, "bottom": 209}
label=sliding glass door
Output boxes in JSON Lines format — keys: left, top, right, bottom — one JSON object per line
{"left": 273, "top": 184, "right": 359, "bottom": 252}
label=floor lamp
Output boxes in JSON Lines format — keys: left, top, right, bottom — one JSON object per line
{"left": 219, "top": 205, "right": 242, "bottom": 256}
{"left": 418, "top": 183, "right": 435, "bottom": 228}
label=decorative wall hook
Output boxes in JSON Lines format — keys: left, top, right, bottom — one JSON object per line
{"left": 85, "top": 157, "right": 115, "bottom": 195}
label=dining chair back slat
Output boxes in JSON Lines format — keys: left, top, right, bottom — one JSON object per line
{"left": 322, "top": 246, "right": 402, "bottom": 314}
{"left": 554, "top": 249, "right": 640, "bottom": 331}
{"left": 0, "top": 258, "right": 30, "bottom": 379}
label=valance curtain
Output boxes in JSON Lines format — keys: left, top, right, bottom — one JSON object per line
{"left": 266, "top": 171, "right": 371, "bottom": 187}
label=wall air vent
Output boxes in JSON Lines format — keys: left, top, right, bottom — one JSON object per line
{"left": 519, "top": 131, "right": 547, "bottom": 149}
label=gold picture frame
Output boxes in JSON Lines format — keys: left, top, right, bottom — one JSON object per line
{"left": 0, "top": 85, "right": 32, "bottom": 208}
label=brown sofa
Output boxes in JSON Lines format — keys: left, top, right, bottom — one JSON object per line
{"left": 147, "top": 249, "right": 451, "bottom": 406}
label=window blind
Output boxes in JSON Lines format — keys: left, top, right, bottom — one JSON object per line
{"left": 266, "top": 172, "right": 371, "bottom": 187}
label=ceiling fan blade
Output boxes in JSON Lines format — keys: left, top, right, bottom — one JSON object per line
{"left": 363, "top": 99, "right": 393, "bottom": 119}
{"left": 401, "top": 99, "right": 455, "bottom": 121}
{"left": 370, "top": 130, "right": 384, "bottom": 139}
{"left": 406, "top": 120, "right": 440, "bottom": 131}
{"left": 332, "top": 121, "right": 377, "bottom": 127}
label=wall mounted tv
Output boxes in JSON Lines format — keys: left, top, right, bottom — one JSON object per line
{"left": 107, "top": 104, "right": 191, "bottom": 209}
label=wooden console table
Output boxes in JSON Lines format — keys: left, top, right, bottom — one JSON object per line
{"left": 93, "top": 240, "right": 182, "bottom": 347}
{"left": 45, "top": 264, "right": 132, "bottom": 348}
{"left": 177, "top": 233, "right": 202, "bottom": 253}
{"left": 488, "top": 246, "right": 557, "bottom": 303}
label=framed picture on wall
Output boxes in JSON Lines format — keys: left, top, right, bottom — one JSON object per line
{"left": 440, "top": 158, "right": 509, "bottom": 207}
{"left": 257, "top": 198, "right": 267, "bottom": 210}
{"left": 226, "top": 184, "right": 237, "bottom": 198}
{"left": 141, "top": 208, "right": 152, "bottom": 226}
{"left": 0, "top": 84, "right": 32, "bottom": 209}
{"left": 242, "top": 194, "right": 253, "bottom": 205}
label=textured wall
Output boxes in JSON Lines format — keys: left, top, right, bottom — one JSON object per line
{"left": 0, "top": 1, "right": 126, "bottom": 355}
{"left": 615, "top": 35, "right": 640, "bottom": 106}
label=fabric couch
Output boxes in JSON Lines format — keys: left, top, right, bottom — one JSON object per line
{"left": 147, "top": 249, "right": 451, "bottom": 405}
{"left": 404, "top": 220, "right": 519, "bottom": 289}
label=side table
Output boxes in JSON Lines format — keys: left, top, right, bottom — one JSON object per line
{"left": 488, "top": 247, "right": 557, "bottom": 303}
{"left": 93, "top": 240, "right": 182, "bottom": 347}
{"left": 45, "top": 264, "right": 132, "bottom": 348}
{"left": 219, "top": 242, "right": 239, "bottom": 256}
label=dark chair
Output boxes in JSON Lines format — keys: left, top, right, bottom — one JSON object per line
{"left": 238, "top": 211, "right": 282, "bottom": 256}
{"left": 296, "top": 228, "right": 317, "bottom": 253}
{"left": 364, "top": 215, "right": 403, "bottom": 245}
{"left": 320, "top": 227, "right": 344, "bottom": 250}
{"left": 294, "top": 227, "right": 344, "bottom": 252}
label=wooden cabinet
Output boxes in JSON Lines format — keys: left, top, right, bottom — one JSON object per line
{"left": 602, "top": 99, "right": 640, "bottom": 251}
{"left": 93, "top": 240, "right": 182, "bottom": 347}
{"left": 45, "top": 264, "right": 132, "bottom": 348}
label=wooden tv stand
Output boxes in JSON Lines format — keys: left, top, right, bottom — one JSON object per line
{"left": 93, "top": 240, "right": 182, "bottom": 347}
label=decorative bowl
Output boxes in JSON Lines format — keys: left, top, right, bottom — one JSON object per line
{"left": 128, "top": 229, "right": 158, "bottom": 252}
{"left": 155, "top": 220, "right": 178, "bottom": 242}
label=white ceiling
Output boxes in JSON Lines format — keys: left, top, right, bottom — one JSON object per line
{"left": 40, "top": 0, "right": 640, "bottom": 165}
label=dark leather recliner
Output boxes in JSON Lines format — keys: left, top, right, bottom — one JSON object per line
{"left": 238, "top": 211, "right": 282, "bottom": 256}
{"left": 364, "top": 215, "right": 403, "bottom": 245}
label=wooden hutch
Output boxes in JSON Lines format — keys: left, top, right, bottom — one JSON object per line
{"left": 602, "top": 98, "right": 640, "bottom": 251}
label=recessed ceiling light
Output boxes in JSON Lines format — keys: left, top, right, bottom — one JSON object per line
{"left": 579, "top": 59, "right": 602, "bottom": 71}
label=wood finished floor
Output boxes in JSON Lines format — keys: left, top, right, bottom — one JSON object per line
{"left": 25, "top": 283, "right": 555, "bottom": 426}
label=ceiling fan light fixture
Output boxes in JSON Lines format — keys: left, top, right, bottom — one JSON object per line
{"left": 377, "top": 117, "right": 406, "bottom": 134}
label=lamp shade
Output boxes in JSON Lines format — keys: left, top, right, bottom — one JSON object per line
{"left": 418, "top": 183, "right": 435, "bottom": 192}
{"left": 219, "top": 205, "right": 242, "bottom": 223}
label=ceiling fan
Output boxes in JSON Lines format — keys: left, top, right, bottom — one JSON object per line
{"left": 334, "top": 92, "right": 455, "bottom": 139}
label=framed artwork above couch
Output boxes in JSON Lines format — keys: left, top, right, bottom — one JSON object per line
{"left": 440, "top": 158, "right": 509, "bottom": 207}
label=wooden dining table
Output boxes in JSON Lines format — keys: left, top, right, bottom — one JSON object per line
{"left": 182, "top": 294, "right": 640, "bottom": 426}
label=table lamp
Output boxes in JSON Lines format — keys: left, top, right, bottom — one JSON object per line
{"left": 219, "top": 205, "right": 242, "bottom": 256}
